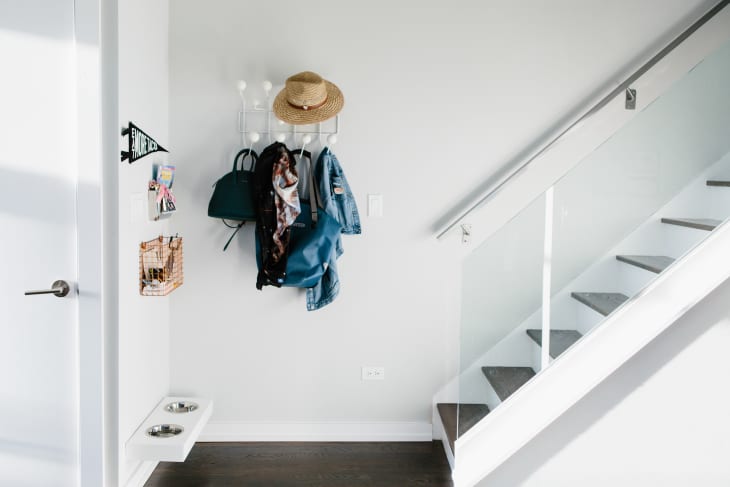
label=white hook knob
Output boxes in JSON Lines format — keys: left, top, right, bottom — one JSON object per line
{"left": 248, "top": 132, "right": 260, "bottom": 143}
{"left": 278, "top": 119, "right": 286, "bottom": 125}
{"left": 237, "top": 80, "right": 247, "bottom": 93}
{"left": 276, "top": 133, "right": 286, "bottom": 143}
{"left": 262, "top": 80, "right": 273, "bottom": 94}
{"left": 327, "top": 134, "right": 338, "bottom": 145}
{"left": 302, "top": 134, "right": 312, "bottom": 145}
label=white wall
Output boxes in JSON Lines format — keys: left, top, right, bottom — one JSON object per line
{"left": 478, "top": 276, "right": 730, "bottom": 487}
{"left": 166, "top": 0, "right": 716, "bottom": 437}
{"left": 117, "top": 1, "right": 170, "bottom": 485}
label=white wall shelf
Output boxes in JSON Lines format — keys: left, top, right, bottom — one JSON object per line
{"left": 126, "top": 396, "right": 213, "bottom": 462}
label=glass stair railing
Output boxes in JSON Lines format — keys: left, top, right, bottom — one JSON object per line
{"left": 438, "top": 34, "right": 730, "bottom": 454}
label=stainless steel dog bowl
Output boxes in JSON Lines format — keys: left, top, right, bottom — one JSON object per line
{"left": 146, "top": 424, "right": 184, "bottom": 438}
{"left": 165, "top": 401, "right": 199, "bottom": 413}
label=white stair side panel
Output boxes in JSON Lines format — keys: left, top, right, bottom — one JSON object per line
{"left": 455, "top": 217, "right": 730, "bottom": 486}
{"left": 462, "top": 313, "right": 541, "bottom": 372}
{"left": 458, "top": 332, "right": 534, "bottom": 410}
{"left": 617, "top": 263, "right": 658, "bottom": 299}
{"left": 659, "top": 222, "right": 715, "bottom": 257}
{"left": 481, "top": 378, "right": 502, "bottom": 413}
{"left": 458, "top": 366, "right": 493, "bottom": 406}
{"left": 432, "top": 407, "right": 455, "bottom": 470}
{"left": 574, "top": 305, "right": 606, "bottom": 336}
{"left": 457, "top": 313, "right": 539, "bottom": 410}
{"left": 705, "top": 185, "right": 730, "bottom": 219}
{"left": 700, "top": 152, "right": 730, "bottom": 219}
{"left": 530, "top": 341, "right": 548, "bottom": 373}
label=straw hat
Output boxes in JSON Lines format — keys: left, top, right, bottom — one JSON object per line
{"left": 273, "top": 71, "right": 344, "bottom": 125}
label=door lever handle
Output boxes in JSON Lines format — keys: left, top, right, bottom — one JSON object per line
{"left": 25, "top": 280, "right": 71, "bottom": 297}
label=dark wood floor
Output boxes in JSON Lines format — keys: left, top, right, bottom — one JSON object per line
{"left": 144, "top": 441, "right": 453, "bottom": 487}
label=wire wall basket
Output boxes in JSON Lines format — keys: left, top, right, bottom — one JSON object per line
{"left": 139, "top": 236, "right": 183, "bottom": 296}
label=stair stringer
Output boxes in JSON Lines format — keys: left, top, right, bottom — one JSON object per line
{"left": 452, "top": 218, "right": 730, "bottom": 487}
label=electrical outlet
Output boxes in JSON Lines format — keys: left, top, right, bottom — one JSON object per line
{"left": 361, "top": 366, "right": 385, "bottom": 380}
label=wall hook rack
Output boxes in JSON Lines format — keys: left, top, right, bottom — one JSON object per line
{"left": 236, "top": 79, "right": 340, "bottom": 148}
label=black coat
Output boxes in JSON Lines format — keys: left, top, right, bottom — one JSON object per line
{"left": 253, "top": 142, "right": 298, "bottom": 289}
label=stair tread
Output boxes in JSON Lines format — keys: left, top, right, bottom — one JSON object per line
{"left": 571, "top": 292, "right": 629, "bottom": 316}
{"left": 616, "top": 255, "right": 675, "bottom": 274}
{"left": 661, "top": 217, "right": 720, "bottom": 231}
{"left": 706, "top": 180, "right": 730, "bottom": 187}
{"left": 481, "top": 366, "right": 536, "bottom": 401}
{"left": 525, "top": 329, "right": 583, "bottom": 358}
{"left": 437, "top": 403, "right": 490, "bottom": 452}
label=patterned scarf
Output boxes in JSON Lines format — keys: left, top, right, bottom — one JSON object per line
{"left": 271, "top": 149, "right": 301, "bottom": 262}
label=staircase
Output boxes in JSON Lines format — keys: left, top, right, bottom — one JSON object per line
{"left": 436, "top": 156, "right": 730, "bottom": 479}
{"left": 430, "top": 2, "right": 730, "bottom": 483}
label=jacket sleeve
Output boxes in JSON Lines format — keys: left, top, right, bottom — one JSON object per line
{"left": 316, "top": 148, "right": 361, "bottom": 235}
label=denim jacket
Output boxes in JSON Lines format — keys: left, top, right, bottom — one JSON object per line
{"left": 306, "top": 147, "right": 361, "bottom": 310}
{"left": 316, "top": 147, "right": 361, "bottom": 235}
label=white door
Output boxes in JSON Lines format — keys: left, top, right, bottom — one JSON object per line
{"left": 0, "top": 1, "right": 81, "bottom": 485}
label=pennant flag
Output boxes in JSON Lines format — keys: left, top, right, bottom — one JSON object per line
{"left": 121, "top": 122, "right": 168, "bottom": 163}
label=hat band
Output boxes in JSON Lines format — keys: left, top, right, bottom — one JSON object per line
{"left": 287, "top": 96, "right": 328, "bottom": 111}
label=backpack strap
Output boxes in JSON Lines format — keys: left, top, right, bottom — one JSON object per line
{"left": 292, "top": 148, "right": 319, "bottom": 227}
{"left": 222, "top": 221, "right": 245, "bottom": 251}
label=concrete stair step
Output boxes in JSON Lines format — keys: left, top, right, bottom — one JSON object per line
{"left": 481, "top": 366, "right": 536, "bottom": 402}
{"left": 525, "top": 329, "right": 583, "bottom": 359}
{"left": 616, "top": 255, "right": 675, "bottom": 274}
{"left": 437, "top": 403, "right": 490, "bottom": 452}
{"left": 661, "top": 217, "right": 720, "bottom": 231}
{"left": 706, "top": 180, "right": 730, "bottom": 187}
{"left": 571, "top": 292, "right": 629, "bottom": 316}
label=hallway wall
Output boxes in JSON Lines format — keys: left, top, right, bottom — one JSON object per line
{"left": 118, "top": 0, "right": 170, "bottom": 484}
{"left": 166, "top": 0, "right": 714, "bottom": 437}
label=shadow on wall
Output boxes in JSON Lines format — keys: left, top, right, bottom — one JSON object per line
{"left": 0, "top": 166, "right": 76, "bottom": 225}
{"left": 482, "top": 277, "right": 730, "bottom": 486}
{"left": 0, "top": 1, "right": 74, "bottom": 41}
{"left": 0, "top": 423, "right": 75, "bottom": 465}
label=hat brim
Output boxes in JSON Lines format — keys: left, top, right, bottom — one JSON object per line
{"left": 273, "top": 80, "right": 344, "bottom": 125}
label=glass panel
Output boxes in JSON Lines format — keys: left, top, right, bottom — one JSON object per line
{"left": 550, "top": 37, "right": 730, "bottom": 357}
{"left": 451, "top": 37, "right": 730, "bottom": 453}
{"left": 456, "top": 194, "right": 545, "bottom": 444}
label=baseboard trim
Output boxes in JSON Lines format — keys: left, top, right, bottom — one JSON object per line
{"left": 124, "top": 460, "right": 158, "bottom": 487}
{"left": 199, "top": 421, "right": 433, "bottom": 442}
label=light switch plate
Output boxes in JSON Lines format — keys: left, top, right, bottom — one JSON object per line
{"left": 368, "top": 194, "right": 383, "bottom": 218}
{"left": 130, "top": 192, "right": 145, "bottom": 223}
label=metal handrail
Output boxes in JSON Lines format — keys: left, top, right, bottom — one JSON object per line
{"left": 436, "top": 0, "right": 730, "bottom": 240}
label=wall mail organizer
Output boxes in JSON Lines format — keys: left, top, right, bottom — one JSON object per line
{"left": 148, "top": 164, "right": 176, "bottom": 221}
{"left": 139, "top": 235, "right": 183, "bottom": 296}
{"left": 122, "top": 121, "right": 168, "bottom": 164}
